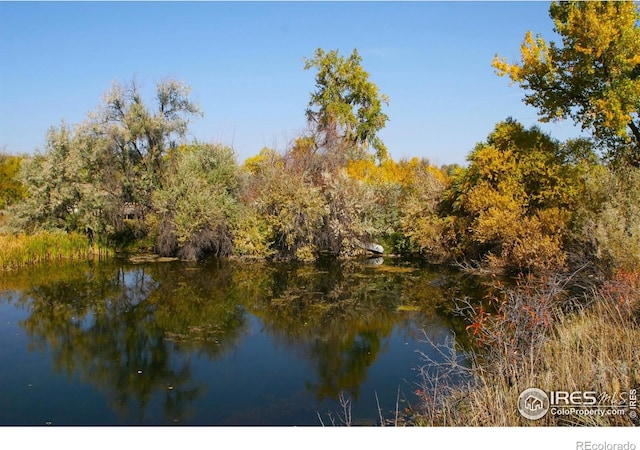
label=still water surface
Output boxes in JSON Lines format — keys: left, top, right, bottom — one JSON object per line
{"left": 0, "top": 257, "right": 481, "bottom": 425}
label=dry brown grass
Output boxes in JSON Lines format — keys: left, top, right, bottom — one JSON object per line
{"left": 414, "top": 272, "right": 640, "bottom": 426}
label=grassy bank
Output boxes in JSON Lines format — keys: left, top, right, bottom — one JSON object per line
{"left": 413, "top": 271, "right": 640, "bottom": 426}
{"left": 0, "top": 231, "right": 113, "bottom": 271}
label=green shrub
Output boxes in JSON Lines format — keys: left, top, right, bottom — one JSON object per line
{"left": 153, "top": 143, "right": 240, "bottom": 260}
{"left": 575, "top": 165, "right": 640, "bottom": 272}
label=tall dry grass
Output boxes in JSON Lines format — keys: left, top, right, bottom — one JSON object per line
{"left": 414, "top": 271, "right": 640, "bottom": 426}
{"left": 0, "top": 231, "right": 112, "bottom": 270}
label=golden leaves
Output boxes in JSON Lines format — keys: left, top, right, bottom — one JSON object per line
{"left": 493, "top": 1, "right": 640, "bottom": 159}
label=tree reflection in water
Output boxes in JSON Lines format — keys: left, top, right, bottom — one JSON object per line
{"left": 0, "top": 257, "right": 478, "bottom": 424}
{"left": 237, "top": 258, "right": 469, "bottom": 401}
{"left": 6, "top": 263, "right": 205, "bottom": 423}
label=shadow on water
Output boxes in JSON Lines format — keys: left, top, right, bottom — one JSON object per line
{"left": 0, "top": 256, "right": 488, "bottom": 425}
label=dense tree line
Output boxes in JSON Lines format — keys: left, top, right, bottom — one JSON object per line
{"left": 1, "top": 1, "right": 639, "bottom": 276}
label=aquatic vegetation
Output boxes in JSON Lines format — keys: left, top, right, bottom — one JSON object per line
{"left": 0, "top": 231, "right": 112, "bottom": 270}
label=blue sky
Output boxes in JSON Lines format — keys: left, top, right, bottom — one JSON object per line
{"left": 0, "top": 1, "right": 587, "bottom": 166}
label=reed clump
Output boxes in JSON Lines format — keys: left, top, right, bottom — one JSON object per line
{"left": 0, "top": 231, "right": 113, "bottom": 270}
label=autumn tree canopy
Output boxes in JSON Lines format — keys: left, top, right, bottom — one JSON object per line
{"left": 493, "top": 1, "right": 640, "bottom": 166}
{"left": 304, "top": 48, "right": 390, "bottom": 163}
{"left": 0, "top": 153, "right": 25, "bottom": 210}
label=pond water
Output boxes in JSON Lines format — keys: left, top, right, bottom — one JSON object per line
{"left": 0, "top": 257, "right": 483, "bottom": 426}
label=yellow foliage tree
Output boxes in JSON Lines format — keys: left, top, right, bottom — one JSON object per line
{"left": 446, "top": 119, "right": 596, "bottom": 273}
{"left": 493, "top": 1, "right": 640, "bottom": 166}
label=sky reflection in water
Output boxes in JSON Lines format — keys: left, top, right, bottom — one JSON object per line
{"left": 0, "top": 257, "right": 480, "bottom": 425}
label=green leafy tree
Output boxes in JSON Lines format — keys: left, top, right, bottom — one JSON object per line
{"left": 304, "top": 48, "right": 390, "bottom": 164}
{"left": 493, "top": 1, "right": 640, "bottom": 166}
{"left": 233, "top": 50, "right": 391, "bottom": 261}
{"left": 10, "top": 78, "right": 201, "bottom": 244}
{"left": 10, "top": 124, "right": 88, "bottom": 233}
{"left": 96, "top": 78, "right": 202, "bottom": 208}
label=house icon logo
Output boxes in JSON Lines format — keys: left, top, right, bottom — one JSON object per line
{"left": 518, "top": 388, "right": 549, "bottom": 420}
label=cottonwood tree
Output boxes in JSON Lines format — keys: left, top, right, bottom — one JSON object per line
{"left": 493, "top": 1, "right": 640, "bottom": 166}
{"left": 304, "top": 48, "right": 390, "bottom": 165}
